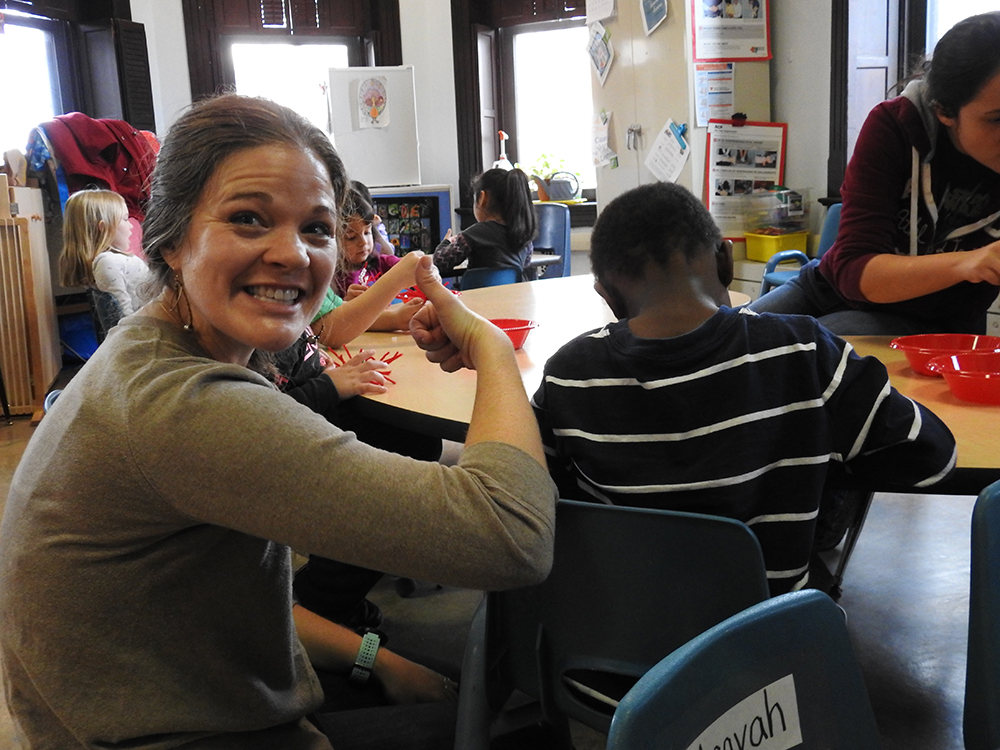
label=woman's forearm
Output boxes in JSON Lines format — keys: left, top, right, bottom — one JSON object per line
{"left": 463, "top": 331, "right": 546, "bottom": 467}
{"left": 858, "top": 244, "right": 1000, "bottom": 303}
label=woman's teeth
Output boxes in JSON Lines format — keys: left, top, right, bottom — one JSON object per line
{"left": 248, "top": 286, "right": 299, "bottom": 304}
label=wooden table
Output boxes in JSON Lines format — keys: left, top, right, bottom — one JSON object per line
{"left": 847, "top": 336, "right": 1000, "bottom": 495}
{"left": 347, "top": 274, "right": 750, "bottom": 442}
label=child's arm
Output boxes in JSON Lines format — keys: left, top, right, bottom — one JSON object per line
{"left": 431, "top": 229, "right": 470, "bottom": 276}
{"left": 372, "top": 215, "right": 396, "bottom": 256}
{"left": 826, "top": 335, "right": 956, "bottom": 488}
{"left": 315, "top": 252, "right": 423, "bottom": 350}
{"left": 92, "top": 252, "right": 135, "bottom": 316}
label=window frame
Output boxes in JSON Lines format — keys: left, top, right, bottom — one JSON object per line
{"left": 496, "top": 16, "right": 587, "bottom": 169}
{"left": 0, "top": 11, "right": 81, "bottom": 117}
{"left": 219, "top": 33, "right": 365, "bottom": 89}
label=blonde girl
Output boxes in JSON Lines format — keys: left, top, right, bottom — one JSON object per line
{"left": 58, "top": 189, "right": 149, "bottom": 316}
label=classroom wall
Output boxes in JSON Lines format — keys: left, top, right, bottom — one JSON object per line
{"left": 131, "top": 2, "right": 828, "bottom": 234}
{"left": 130, "top": 0, "right": 192, "bottom": 137}
{"left": 769, "top": 0, "right": 832, "bottom": 238}
{"left": 398, "top": 0, "right": 460, "bottom": 198}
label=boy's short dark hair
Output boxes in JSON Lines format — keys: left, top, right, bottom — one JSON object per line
{"left": 591, "top": 182, "right": 722, "bottom": 281}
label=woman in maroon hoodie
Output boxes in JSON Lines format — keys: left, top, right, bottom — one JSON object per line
{"left": 751, "top": 12, "right": 1000, "bottom": 335}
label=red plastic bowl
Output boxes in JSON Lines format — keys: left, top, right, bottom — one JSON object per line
{"left": 926, "top": 351, "right": 1000, "bottom": 405}
{"left": 889, "top": 333, "right": 1000, "bottom": 376}
{"left": 490, "top": 318, "right": 538, "bottom": 350}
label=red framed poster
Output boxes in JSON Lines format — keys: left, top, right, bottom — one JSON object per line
{"left": 704, "top": 118, "right": 787, "bottom": 239}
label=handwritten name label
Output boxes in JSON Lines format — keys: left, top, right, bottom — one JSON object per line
{"left": 686, "top": 674, "right": 803, "bottom": 750}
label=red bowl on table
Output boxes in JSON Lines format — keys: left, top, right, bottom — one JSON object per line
{"left": 888, "top": 333, "right": 1000, "bottom": 376}
{"left": 490, "top": 318, "right": 538, "bottom": 350}
{"left": 925, "top": 351, "right": 1000, "bottom": 405}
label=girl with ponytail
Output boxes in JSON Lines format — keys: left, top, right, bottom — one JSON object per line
{"left": 433, "top": 168, "right": 538, "bottom": 282}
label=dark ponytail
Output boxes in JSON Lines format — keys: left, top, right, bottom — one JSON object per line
{"left": 474, "top": 168, "right": 537, "bottom": 249}
{"left": 926, "top": 12, "right": 1000, "bottom": 118}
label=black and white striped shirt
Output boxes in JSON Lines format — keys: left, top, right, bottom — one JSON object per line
{"left": 532, "top": 307, "right": 956, "bottom": 594}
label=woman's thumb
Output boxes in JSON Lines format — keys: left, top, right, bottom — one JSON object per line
{"left": 414, "top": 255, "right": 449, "bottom": 303}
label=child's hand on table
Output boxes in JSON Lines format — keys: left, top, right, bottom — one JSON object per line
{"left": 382, "top": 297, "right": 424, "bottom": 330}
{"left": 322, "top": 350, "right": 389, "bottom": 398}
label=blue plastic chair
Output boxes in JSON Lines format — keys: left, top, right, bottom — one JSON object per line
{"left": 965, "top": 480, "right": 1000, "bottom": 750}
{"left": 454, "top": 500, "right": 769, "bottom": 749}
{"left": 459, "top": 267, "right": 519, "bottom": 290}
{"left": 607, "top": 589, "right": 881, "bottom": 750}
{"left": 87, "top": 288, "right": 123, "bottom": 343}
{"left": 43, "top": 389, "right": 62, "bottom": 414}
{"left": 533, "top": 202, "right": 572, "bottom": 279}
{"left": 758, "top": 202, "right": 842, "bottom": 297}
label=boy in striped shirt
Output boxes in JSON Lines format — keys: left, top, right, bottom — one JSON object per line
{"left": 531, "top": 182, "right": 956, "bottom": 594}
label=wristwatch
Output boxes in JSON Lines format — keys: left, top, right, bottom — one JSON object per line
{"left": 349, "top": 628, "right": 386, "bottom": 685}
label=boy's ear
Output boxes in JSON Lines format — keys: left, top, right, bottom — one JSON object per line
{"left": 594, "top": 277, "right": 628, "bottom": 320}
{"left": 716, "top": 240, "right": 734, "bottom": 287}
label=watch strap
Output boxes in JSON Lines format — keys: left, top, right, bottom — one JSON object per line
{"left": 349, "top": 630, "right": 382, "bottom": 684}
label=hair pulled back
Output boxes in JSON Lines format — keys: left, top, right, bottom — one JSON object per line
{"left": 926, "top": 12, "right": 1000, "bottom": 118}
{"left": 142, "top": 94, "right": 348, "bottom": 289}
{"left": 473, "top": 168, "right": 537, "bottom": 249}
{"left": 590, "top": 182, "right": 721, "bottom": 282}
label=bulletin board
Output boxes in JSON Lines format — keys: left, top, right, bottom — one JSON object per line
{"left": 327, "top": 65, "right": 421, "bottom": 187}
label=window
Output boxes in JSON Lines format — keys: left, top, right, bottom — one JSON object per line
{"left": 511, "top": 24, "right": 595, "bottom": 187}
{"left": 230, "top": 41, "right": 350, "bottom": 132}
{"left": 0, "top": 15, "right": 62, "bottom": 153}
{"left": 926, "top": 1, "right": 998, "bottom": 49}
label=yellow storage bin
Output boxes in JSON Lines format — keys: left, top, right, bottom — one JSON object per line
{"left": 744, "top": 230, "right": 809, "bottom": 262}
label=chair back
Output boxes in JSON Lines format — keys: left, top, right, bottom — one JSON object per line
{"left": 455, "top": 500, "right": 770, "bottom": 748}
{"left": 816, "top": 201, "right": 842, "bottom": 258}
{"left": 460, "top": 267, "right": 520, "bottom": 290}
{"left": 965, "top": 480, "right": 1000, "bottom": 750}
{"left": 607, "top": 590, "right": 881, "bottom": 750}
{"left": 87, "top": 288, "right": 123, "bottom": 343}
{"left": 43, "top": 389, "right": 62, "bottom": 414}
{"left": 533, "top": 203, "right": 571, "bottom": 278}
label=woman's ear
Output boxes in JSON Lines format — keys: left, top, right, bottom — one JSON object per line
{"left": 933, "top": 101, "right": 956, "bottom": 129}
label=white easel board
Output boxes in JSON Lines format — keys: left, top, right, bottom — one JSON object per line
{"left": 327, "top": 65, "right": 421, "bottom": 187}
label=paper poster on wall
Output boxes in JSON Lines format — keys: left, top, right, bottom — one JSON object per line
{"left": 645, "top": 118, "right": 689, "bottom": 182}
{"left": 589, "top": 22, "right": 615, "bottom": 86}
{"left": 691, "top": 0, "right": 771, "bottom": 62}
{"left": 695, "top": 63, "right": 735, "bottom": 126}
{"left": 593, "top": 110, "right": 617, "bottom": 168}
{"left": 705, "top": 118, "right": 787, "bottom": 238}
{"left": 587, "top": 0, "right": 617, "bottom": 23}
{"left": 358, "top": 76, "right": 389, "bottom": 128}
{"left": 641, "top": 0, "right": 668, "bottom": 35}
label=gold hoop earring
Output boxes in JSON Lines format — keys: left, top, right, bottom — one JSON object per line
{"left": 174, "top": 276, "right": 194, "bottom": 333}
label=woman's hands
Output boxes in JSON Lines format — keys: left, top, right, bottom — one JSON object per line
{"left": 374, "top": 649, "right": 459, "bottom": 704}
{"left": 322, "top": 349, "right": 389, "bottom": 399}
{"left": 408, "top": 255, "right": 510, "bottom": 372}
{"left": 955, "top": 240, "right": 1000, "bottom": 286}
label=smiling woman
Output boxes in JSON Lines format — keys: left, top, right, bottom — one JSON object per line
{"left": 0, "top": 94, "right": 556, "bottom": 750}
